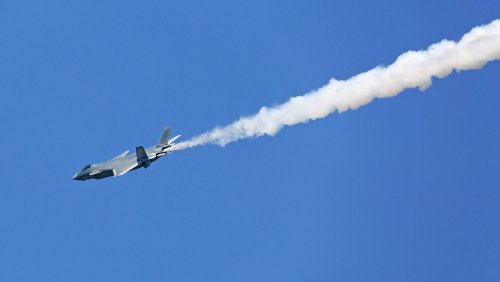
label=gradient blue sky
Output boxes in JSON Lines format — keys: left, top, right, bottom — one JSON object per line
{"left": 1, "top": 1, "right": 499, "bottom": 281}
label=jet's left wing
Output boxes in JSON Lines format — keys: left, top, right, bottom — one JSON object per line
{"left": 113, "top": 162, "right": 138, "bottom": 177}
{"left": 111, "top": 150, "right": 129, "bottom": 160}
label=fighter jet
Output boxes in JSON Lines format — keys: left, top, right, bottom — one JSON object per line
{"left": 72, "top": 128, "right": 181, "bottom": 181}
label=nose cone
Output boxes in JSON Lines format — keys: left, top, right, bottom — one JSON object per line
{"left": 72, "top": 172, "right": 85, "bottom": 181}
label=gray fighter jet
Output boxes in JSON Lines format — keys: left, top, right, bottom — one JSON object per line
{"left": 72, "top": 128, "right": 181, "bottom": 181}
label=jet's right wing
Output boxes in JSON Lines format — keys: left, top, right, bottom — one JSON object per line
{"left": 113, "top": 162, "right": 138, "bottom": 177}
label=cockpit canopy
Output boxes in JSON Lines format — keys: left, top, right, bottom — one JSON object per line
{"left": 82, "top": 164, "right": 92, "bottom": 171}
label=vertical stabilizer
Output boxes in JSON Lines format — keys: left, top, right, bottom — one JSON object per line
{"left": 159, "top": 128, "right": 171, "bottom": 145}
{"left": 136, "top": 146, "right": 148, "bottom": 164}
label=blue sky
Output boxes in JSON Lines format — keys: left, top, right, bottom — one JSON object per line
{"left": 1, "top": 0, "right": 499, "bottom": 281}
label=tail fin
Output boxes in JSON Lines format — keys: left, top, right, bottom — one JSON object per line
{"left": 136, "top": 146, "right": 148, "bottom": 163}
{"left": 159, "top": 128, "right": 171, "bottom": 145}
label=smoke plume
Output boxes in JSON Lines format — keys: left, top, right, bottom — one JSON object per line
{"left": 174, "top": 20, "right": 500, "bottom": 150}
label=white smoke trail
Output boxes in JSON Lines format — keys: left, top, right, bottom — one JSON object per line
{"left": 174, "top": 19, "right": 500, "bottom": 150}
